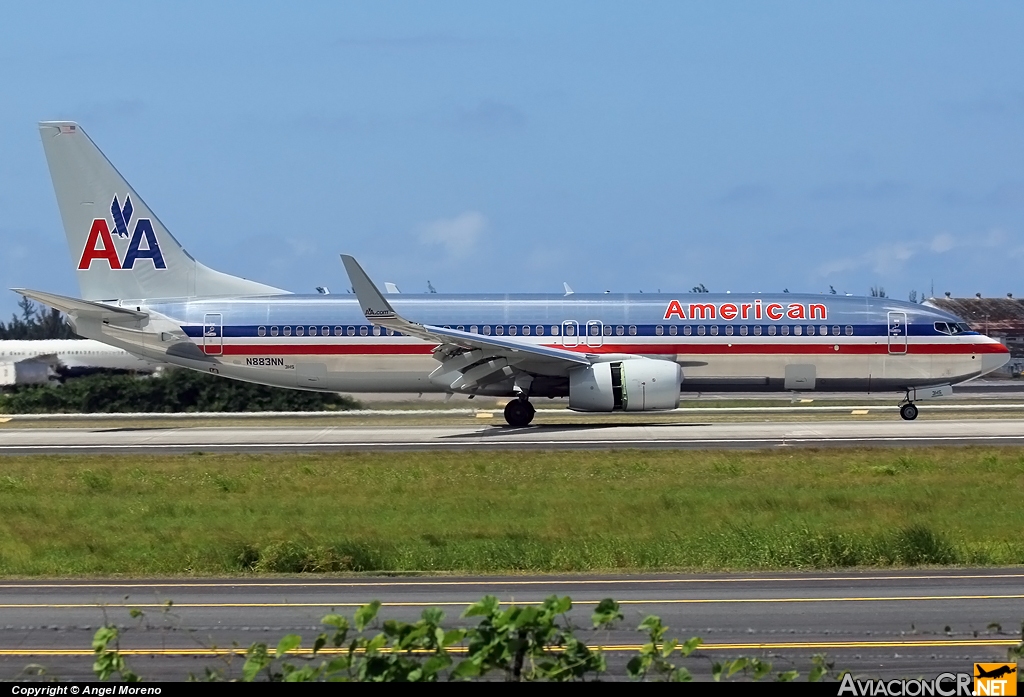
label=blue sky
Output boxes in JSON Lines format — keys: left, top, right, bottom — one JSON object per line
{"left": 2, "top": 2, "right": 1023, "bottom": 317}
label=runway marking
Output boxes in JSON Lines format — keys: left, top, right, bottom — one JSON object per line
{"left": 2, "top": 593, "right": 1021, "bottom": 609}
{"left": 0, "top": 638, "right": 1018, "bottom": 657}
{"left": 6, "top": 434, "right": 1024, "bottom": 452}
{"left": 1, "top": 573, "right": 1020, "bottom": 590}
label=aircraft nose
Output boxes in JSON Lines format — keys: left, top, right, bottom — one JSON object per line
{"left": 980, "top": 341, "right": 1010, "bottom": 376}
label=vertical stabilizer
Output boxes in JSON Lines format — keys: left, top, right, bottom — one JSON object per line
{"left": 38, "top": 121, "right": 287, "bottom": 300}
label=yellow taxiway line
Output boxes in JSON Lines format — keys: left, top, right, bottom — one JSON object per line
{"left": 0, "top": 638, "right": 1018, "bottom": 657}
{"left": 0, "top": 593, "right": 1021, "bottom": 609}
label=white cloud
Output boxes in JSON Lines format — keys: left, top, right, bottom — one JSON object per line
{"left": 816, "top": 233, "right": 961, "bottom": 278}
{"left": 417, "top": 211, "right": 488, "bottom": 259}
{"left": 929, "top": 232, "right": 955, "bottom": 253}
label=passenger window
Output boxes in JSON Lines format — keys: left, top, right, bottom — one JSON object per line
{"left": 832, "top": 325, "right": 840, "bottom": 336}
{"left": 845, "top": 325, "right": 854, "bottom": 336}
{"left": 794, "top": 326, "right": 802, "bottom": 336}
{"left": 296, "top": 326, "right": 304, "bottom": 336}
{"left": 387, "top": 328, "right": 395, "bottom": 336}
{"left": 322, "top": 326, "right": 329, "bottom": 336}
{"left": 725, "top": 325, "right": 734, "bottom": 336}
{"left": 483, "top": 326, "right": 491, "bottom": 335}
{"left": 271, "top": 326, "right": 279, "bottom": 337}
{"left": 683, "top": 326, "right": 692, "bottom": 336}
{"left": 589, "top": 324, "right": 600, "bottom": 336}
{"left": 806, "top": 326, "right": 814, "bottom": 336}
{"left": 710, "top": 326, "right": 719, "bottom": 336}
{"left": 820, "top": 325, "right": 828, "bottom": 336}
{"left": 258, "top": 326, "right": 266, "bottom": 337}
{"left": 656, "top": 325, "right": 664, "bottom": 336}
{"left": 781, "top": 326, "right": 789, "bottom": 336}
{"left": 697, "top": 326, "right": 706, "bottom": 336}
{"left": 372, "top": 326, "right": 381, "bottom": 336}
{"left": 754, "top": 325, "right": 762, "bottom": 336}
{"left": 359, "top": 326, "right": 368, "bottom": 336}
{"left": 347, "top": 326, "right": 355, "bottom": 336}
{"left": 522, "top": 325, "right": 530, "bottom": 336}
{"left": 283, "top": 326, "right": 292, "bottom": 336}
{"left": 565, "top": 324, "right": 575, "bottom": 336}
{"left": 309, "top": 327, "right": 317, "bottom": 336}
{"left": 629, "top": 325, "right": 637, "bottom": 335}
{"left": 616, "top": 326, "right": 624, "bottom": 336}
{"left": 740, "top": 325, "right": 748, "bottom": 336}
{"left": 496, "top": 325, "right": 504, "bottom": 335}
{"left": 470, "top": 325, "right": 479, "bottom": 333}
{"left": 508, "top": 326, "right": 517, "bottom": 335}
{"left": 551, "top": 326, "right": 559, "bottom": 336}
{"left": 603, "top": 325, "right": 612, "bottom": 336}
{"left": 669, "top": 325, "right": 677, "bottom": 336}
{"left": 536, "top": 325, "right": 544, "bottom": 336}
{"left": 334, "top": 326, "right": 343, "bottom": 336}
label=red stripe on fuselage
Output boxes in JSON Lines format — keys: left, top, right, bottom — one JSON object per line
{"left": 205, "top": 341, "right": 1006, "bottom": 356}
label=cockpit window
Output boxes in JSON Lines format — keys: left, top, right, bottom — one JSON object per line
{"left": 936, "top": 321, "right": 974, "bottom": 335}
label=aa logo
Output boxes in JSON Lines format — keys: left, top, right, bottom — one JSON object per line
{"left": 974, "top": 663, "right": 1017, "bottom": 696}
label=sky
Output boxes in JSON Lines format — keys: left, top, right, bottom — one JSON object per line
{"left": 1, "top": 2, "right": 1023, "bottom": 318}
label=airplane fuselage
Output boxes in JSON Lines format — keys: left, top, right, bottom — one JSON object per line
{"left": 78, "top": 292, "right": 1009, "bottom": 396}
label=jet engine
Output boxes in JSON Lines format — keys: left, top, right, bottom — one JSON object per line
{"left": 568, "top": 358, "right": 681, "bottom": 412}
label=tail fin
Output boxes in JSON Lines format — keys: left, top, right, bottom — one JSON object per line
{"left": 38, "top": 121, "right": 287, "bottom": 300}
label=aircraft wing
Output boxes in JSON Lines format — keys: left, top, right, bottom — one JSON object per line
{"left": 340, "top": 255, "right": 591, "bottom": 367}
{"left": 12, "top": 289, "right": 148, "bottom": 324}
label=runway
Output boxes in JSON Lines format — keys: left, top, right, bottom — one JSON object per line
{"left": 0, "top": 569, "right": 1019, "bottom": 681}
{"left": 5, "top": 418, "right": 1024, "bottom": 454}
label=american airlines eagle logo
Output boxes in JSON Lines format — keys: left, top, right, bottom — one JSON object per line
{"left": 78, "top": 194, "right": 166, "bottom": 270}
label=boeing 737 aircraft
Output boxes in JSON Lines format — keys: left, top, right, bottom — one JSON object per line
{"left": 0, "top": 339, "right": 159, "bottom": 385}
{"left": 15, "top": 122, "right": 1009, "bottom": 426}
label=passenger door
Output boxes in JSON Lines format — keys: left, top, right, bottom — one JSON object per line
{"left": 887, "top": 311, "right": 907, "bottom": 355}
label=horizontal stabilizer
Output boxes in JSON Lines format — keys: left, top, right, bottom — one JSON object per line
{"left": 12, "top": 288, "right": 147, "bottom": 323}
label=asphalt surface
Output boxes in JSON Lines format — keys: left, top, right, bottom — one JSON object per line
{"left": 5, "top": 418, "right": 1024, "bottom": 454}
{"left": 0, "top": 570, "right": 1020, "bottom": 681}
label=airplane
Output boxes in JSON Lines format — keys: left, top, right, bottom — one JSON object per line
{"left": 0, "top": 338, "right": 160, "bottom": 386}
{"left": 14, "top": 121, "right": 1010, "bottom": 426}
{"left": 975, "top": 665, "right": 1016, "bottom": 680}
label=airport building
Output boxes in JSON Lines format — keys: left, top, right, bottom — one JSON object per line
{"left": 926, "top": 295, "right": 1024, "bottom": 375}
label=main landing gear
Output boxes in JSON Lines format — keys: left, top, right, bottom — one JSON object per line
{"left": 504, "top": 397, "right": 536, "bottom": 428}
{"left": 899, "top": 392, "right": 919, "bottom": 421}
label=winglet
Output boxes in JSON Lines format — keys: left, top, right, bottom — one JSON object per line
{"left": 563, "top": 282, "right": 574, "bottom": 296}
{"left": 340, "top": 255, "right": 397, "bottom": 321}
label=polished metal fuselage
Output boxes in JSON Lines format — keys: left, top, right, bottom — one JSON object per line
{"left": 76, "top": 292, "right": 1009, "bottom": 396}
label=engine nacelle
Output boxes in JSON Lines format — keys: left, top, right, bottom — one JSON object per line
{"left": 568, "top": 358, "right": 681, "bottom": 412}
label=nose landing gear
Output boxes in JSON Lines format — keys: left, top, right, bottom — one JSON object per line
{"left": 503, "top": 398, "right": 536, "bottom": 428}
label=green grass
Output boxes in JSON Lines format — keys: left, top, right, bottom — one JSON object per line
{"left": 1, "top": 448, "right": 1023, "bottom": 576}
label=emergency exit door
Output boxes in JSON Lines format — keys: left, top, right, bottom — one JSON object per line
{"left": 887, "top": 311, "right": 907, "bottom": 354}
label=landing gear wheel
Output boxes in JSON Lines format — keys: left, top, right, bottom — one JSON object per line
{"left": 900, "top": 403, "right": 918, "bottom": 421}
{"left": 504, "top": 399, "right": 535, "bottom": 428}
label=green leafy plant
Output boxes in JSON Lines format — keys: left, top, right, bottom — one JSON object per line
{"left": 92, "top": 625, "right": 139, "bottom": 682}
